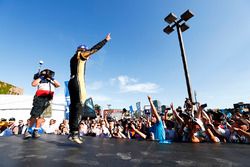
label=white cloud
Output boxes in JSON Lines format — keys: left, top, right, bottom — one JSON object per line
{"left": 88, "top": 81, "right": 103, "bottom": 90}
{"left": 90, "top": 94, "right": 111, "bottom": 102}
{"left": 117, "top": 76, "right": 137, "bottom": 86}
{"left": 109, "top": 78, "right": 116, "bottom": 85}
{"left": 113, "top": 75, "right": 159, "bottom": 93}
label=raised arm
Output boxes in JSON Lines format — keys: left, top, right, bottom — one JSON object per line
{"left": 118, "top": 127, "right": 127, "bottom": 139}
{"left": 47, "top": 78, "right": 60, "bottom": 88}
{"left": 31, "top": 78, "right": 41, "bottom": 87}
{"left": 80, "top": 33, "right": 111, "bottom": 59}
{"left": 170, "top": 103, "right": 184, "bottom": 124}
{"left": 103, "top": 111, "right": 110, "bottom": 129}
{"left": 131, "top": 124, "right": 147, "bottom": 139}
{"left": 205, "top": 124, "right": 221, "bottom": 143}
{"left": 147, "top": 96, "right": 161, "bottom": 122}
{"left": 201, "top": 110, "right": 212, "bottom": 124}
{"left": 52, "top": 79, "right": 60, "bottom": 88}
{"left": 233, "top": 128, "right": 250, "bottom": 141}
{"left": 196, "top": 103, "right": 202, "bottom": 119}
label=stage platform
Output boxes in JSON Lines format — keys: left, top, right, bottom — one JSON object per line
{"left": 0, "top": 135, "right": 249, "bottom": 167}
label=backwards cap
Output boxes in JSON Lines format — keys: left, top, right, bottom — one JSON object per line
{"left": 77, "top": 44, "right": 88, "bottom": 51}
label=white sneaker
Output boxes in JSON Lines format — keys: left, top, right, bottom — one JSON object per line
{"left": 24, "top": 131, "right": 32, "bottom": 139}
{"left": 68, "top": 132, "right": 83, "bottom": 144}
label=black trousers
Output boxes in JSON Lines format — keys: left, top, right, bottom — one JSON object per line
{"left": 68, "top": 77, "right": 83, "bottom": 132}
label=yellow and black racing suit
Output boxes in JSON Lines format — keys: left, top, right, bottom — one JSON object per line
{"left": 68, "top": 39, "right": 108, "bottom": 132}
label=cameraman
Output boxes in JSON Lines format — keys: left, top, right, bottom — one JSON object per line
{"left": 24, "top": 69, "right": 60, "bottom": 139}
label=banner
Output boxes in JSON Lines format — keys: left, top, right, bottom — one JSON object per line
{"left": 136, "top": 102, "right": 141, "bottom": 111}
{"left": 82, "top": 98, "right": 96, "bottom": 119}
{"left": 64, "top": 81, "right": 96, "bottom": 120}
{"left": 220, "top": 109, "right": 232, "bottom": 119}
{"left": 64, "top": 81, "right": 70, "bottom": 120}
{"left": 129, "top": 105, "right": 134, "bottom": 114}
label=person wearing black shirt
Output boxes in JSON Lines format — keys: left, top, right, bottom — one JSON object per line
{"left": 68, "top": 33, "right": 111, "bottom": 144}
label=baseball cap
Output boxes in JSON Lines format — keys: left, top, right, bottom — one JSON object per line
{"left": 77, "top": 44, "right": 88, "bottom": 51}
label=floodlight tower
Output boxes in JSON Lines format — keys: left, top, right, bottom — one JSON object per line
{"left": 163, "top": 10, "right": 195, "bottom": 104}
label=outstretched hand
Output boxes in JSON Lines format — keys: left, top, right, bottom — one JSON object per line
{"left": 170, "top": 102, "right": 174, "bottom": 110}
{"left": 106, "top": 33, "right": 111, "bottom": 41}
{"left": 147, "top": 96, "right": 152, "bottom": 101}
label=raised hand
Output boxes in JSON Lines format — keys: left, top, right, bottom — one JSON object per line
{"left": 170, "top": 102, "right": 174, "bottom": 110}
{"left": 106, "top": 33, "right": 111, "bottom": 41}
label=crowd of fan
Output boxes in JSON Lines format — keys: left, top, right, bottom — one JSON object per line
{"left": 0, "top": 96, "right": 249, "bottom": 144}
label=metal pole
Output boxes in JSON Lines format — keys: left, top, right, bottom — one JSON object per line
{"left": 194, "top": 90, "right": 199, "bottom": 109}
{"left": 38, "top": 60, "right": 44, "bottom": 73}
{"left": 176, "top": 23, "right": 194, "bottom": 103}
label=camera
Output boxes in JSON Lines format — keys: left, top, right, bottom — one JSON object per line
{"left": 39, "top": 60, "right": 44, "bottom": 66}
{"left": 200, "top": 103, "right": 207, "bottom": 108}
{"left": 34, "top": 69, "right": 55, "bottom": 80}
{"left": 184, "top": 98, "right": 193, "bottom": 109}
{"left": 40, "top": 69, "right": 55, "bottom": 79}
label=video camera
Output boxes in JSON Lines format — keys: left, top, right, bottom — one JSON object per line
{"left": 184, "top": 98, "right": 193, "bottom": 108}
{"left": 34, "top": 69, "right": 55, "bottom": 80}
{"left": 40, "top": 69, "right": 55, "bottom": 79}
{"left": 200, "top": 103, "right": 207, "bottom": 108}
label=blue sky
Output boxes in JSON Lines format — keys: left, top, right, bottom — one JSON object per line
{"left": 1, "top": 0, "right": 250, "bottom": 110}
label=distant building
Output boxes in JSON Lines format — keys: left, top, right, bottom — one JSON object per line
{"left": 153, "top": 100, "right": 162, "bottom": 112}
{"left": 103, "top": 109, "right": 123, "bottom": 120}
{"left": 103, "top": 109, "right": 123, "bottom": 116}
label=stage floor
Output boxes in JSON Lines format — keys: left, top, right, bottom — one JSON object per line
{"left": 0, "top": 135, "right": 249, "bottom": 167}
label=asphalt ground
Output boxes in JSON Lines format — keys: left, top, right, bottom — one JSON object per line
{"left": 0, "top": 135, "right": 249, "bottom": 167}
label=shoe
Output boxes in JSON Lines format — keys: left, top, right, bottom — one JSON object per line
{"left": 24, "top": 130, "right": 32, "bottom": 139}
{"left": 68, "top": 131, "right": 77, "bottom": 141}
{"left": 79, "top": 136, "right": 84, "bottom": 142}
{"left": 33, "top": 130, "right": 41, "bottom": 138}
{"left": 68, "top": 132, "right": 83, "bottom": 144}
